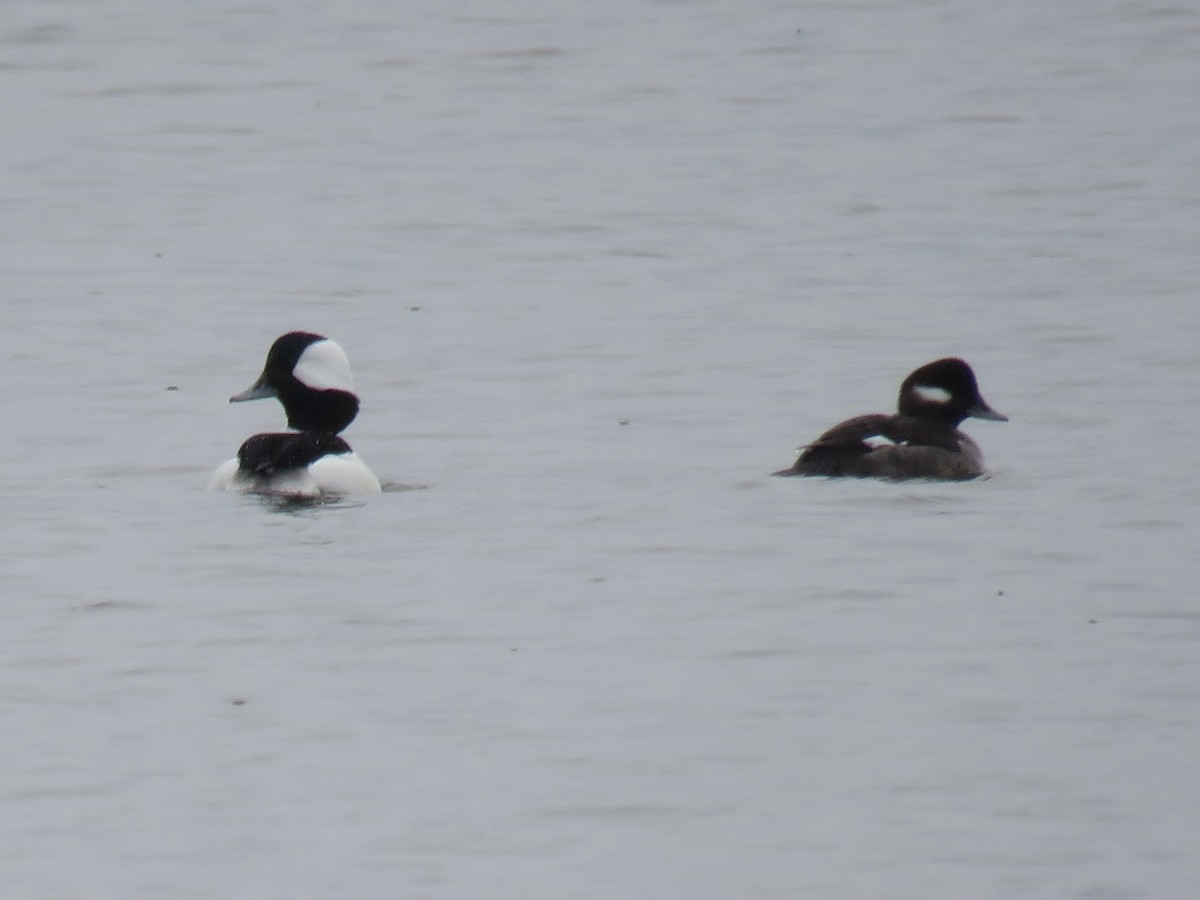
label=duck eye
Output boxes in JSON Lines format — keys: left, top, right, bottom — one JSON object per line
{"left": 913, "top": 384, "right": 951, "bottom": 404}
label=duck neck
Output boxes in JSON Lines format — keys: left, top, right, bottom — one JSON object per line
{"left": 282, "top": 388, "right": 360, "bottom": 434}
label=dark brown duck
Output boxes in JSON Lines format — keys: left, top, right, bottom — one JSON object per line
{"left": 774, "top": 358, "right": 1007, "bottom": 481}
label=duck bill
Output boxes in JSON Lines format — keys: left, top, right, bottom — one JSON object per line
{"left": 968, "top": 399, "right": 1008, "bottom": 422}
{"left": 229, "top": 376, "right": 276, "bottom": 403}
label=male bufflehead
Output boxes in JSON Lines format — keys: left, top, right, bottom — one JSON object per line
{"left": 773, "top": 357, "right": 1007, "bottom": 481}
{"left": 208, "top": 331, "right": 382, "bottom": 496}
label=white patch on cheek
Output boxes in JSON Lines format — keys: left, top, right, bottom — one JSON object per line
{"left": 293, "top": 340, "right": 355, "bottom": 391}
{"left": 913, "top": 384, "right": 952, "bottom": 404}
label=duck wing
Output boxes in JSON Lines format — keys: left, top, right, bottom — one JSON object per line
{"left": 804, "top": 414, "right": 962, "bottom": 453}
{"left": 805, "top": 414, "right": 896, "bottom": 450}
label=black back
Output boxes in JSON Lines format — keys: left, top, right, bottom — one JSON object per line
{"left": 237, "top": 432, "right": 352, "bottom": 478}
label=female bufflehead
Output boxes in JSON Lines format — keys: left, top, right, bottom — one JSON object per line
{"left": 773, "top": 357, "right": 1007, "bottom": 481}
{"left": 208, "top": 331, "right": 382, "bottom": 496}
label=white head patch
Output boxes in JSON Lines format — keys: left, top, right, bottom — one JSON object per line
{"left": 913, "top": 384, "right": 952, "bottom": 404}
{"left": 293, "top": 339, "right": 355, "bottom": 391}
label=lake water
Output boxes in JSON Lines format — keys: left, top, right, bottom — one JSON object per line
{"left": 2, "top": 0, "right": 1199, "bottom": 897}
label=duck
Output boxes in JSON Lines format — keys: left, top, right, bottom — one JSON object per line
{"left": 207, "top": 331, "right": 382, "bottom": 496}
{"left": 773, "top": 357, "right": 1007, "bottom": 480}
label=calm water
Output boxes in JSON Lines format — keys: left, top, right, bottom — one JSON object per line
{"left": 2, "top": 1, "right": 1199, "bottom": 897}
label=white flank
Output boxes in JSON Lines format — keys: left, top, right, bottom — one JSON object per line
{"left": 208, "top": 452, "right": 380, "bottom": 495}
{"left": 207, "top": 457, "right": 239, "bottom": 491}
{"left": 308, "top": 452, "right": 382, "bottom": 493}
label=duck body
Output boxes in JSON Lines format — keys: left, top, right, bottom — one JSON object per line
{"left": 208, "top": 332, "right": 382, "bottom": 497}
{"left": 774, "top": 358, "right": 1006, "bottom": 481}
{"left": 208, "top": 431, "right": 381, "bottom": 497}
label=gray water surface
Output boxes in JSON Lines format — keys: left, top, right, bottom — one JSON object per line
{"left": 2, "top": 1, "right": 1199, "bottom": 897}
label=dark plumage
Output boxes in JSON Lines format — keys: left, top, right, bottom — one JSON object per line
{"left": 237, "top": 432, "right": 352, "bottom": 479}
{"left": 774, "top": 358, "right": 1007, "bottom": 481}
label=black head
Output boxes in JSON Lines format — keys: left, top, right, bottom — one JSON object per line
{"left": 230, "top": 331, "right": 361, "bottom": 434}
{"left": 259, "top": 331, "right": 328, "bottom": 386}
{"left": 897, "top": 357, "right": 1007, "bottom": 426}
